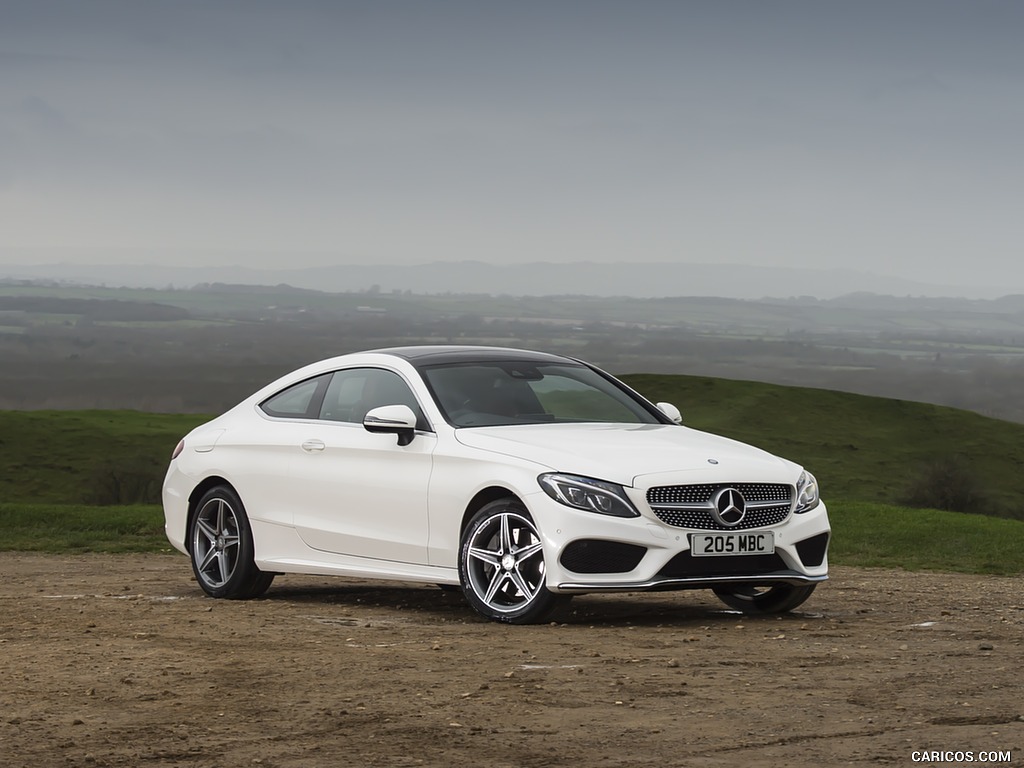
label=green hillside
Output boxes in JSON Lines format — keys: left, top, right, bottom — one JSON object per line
{"left": 0, "top": 410, "right": 209, "bottom": 505}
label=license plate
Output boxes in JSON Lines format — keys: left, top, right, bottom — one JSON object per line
{"left": 690, "top": 531, "right": 775, "bottom": 556}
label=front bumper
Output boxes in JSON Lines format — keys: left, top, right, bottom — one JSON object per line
{"left": 526, "top": 490, "right": 831, "bottom": 595}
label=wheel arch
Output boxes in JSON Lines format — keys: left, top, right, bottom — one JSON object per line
{"left": 460, "top": 486, "right": 524, "bottom": 535}
{"left": 186, "top": 476, "right": 237, "bottom": 533}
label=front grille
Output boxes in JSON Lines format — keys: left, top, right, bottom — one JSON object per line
{"left": 646, "top": 483, "right": 792, "bottom": 531}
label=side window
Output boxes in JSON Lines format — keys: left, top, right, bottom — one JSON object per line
{"left": 259, "top": 374, "right": 330, "bottom": 419}
{"left": 319, "top": 368, "right": 428, "bottom": 429}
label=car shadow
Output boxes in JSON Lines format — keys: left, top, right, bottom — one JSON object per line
{"left": 257, "top": 577, "right": 827, "bottom": 628}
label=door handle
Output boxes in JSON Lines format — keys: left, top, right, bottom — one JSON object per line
{"left": 301, "top": 439, "right": 326, "bottom": 453}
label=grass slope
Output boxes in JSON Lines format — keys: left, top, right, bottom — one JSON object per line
{"left": 0, "top": 503, "right": 166, "bottom": 553}
{"left": 0, "top": 410, "right": 209, "bottom": 505}
{"left": 828, "top": 501, "right": 1024, "bottom": 575}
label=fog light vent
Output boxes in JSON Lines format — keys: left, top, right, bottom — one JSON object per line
{"left": 560, "top": 540, "right": 646, "bottom": 574}
{"left": 795, "top": 532, "right": 830, "bottom": 567}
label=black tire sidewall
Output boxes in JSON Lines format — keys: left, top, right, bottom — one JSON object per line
{"left": 712, "top": 583, "right": 817, "bottom": 614}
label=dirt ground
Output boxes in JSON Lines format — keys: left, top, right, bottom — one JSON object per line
{"left": 0, "top": 554, "right": 1020, "bottom": 768}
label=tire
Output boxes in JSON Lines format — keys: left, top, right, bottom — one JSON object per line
{"left": 189, "top": 486, "right": 274, "bottom": 600}
{"left": 712, "top": 583, "right": 817, "bottom": 614}
{"left": 458, "top": 499, "right": 567, "bottom": 624}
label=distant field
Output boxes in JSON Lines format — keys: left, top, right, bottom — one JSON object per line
{"left": 4, "top": 281, "right": 1024, "bottom": 338}
{"left": 5, "top": 284, "right": 1024, "bottom": 423}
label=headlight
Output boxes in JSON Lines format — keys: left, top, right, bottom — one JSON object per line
{"left": 794, "top": 471, "right": 820, "bottom": 513}
{"left": 538, "top": 473, "right": 640, "bottom": 518}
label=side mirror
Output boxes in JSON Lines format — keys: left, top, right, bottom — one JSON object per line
{"left": 363, "top": 404, "right": 418, "bottom": 446}
{"left": 656, "top": 402, "right": 683, "bottom": 425}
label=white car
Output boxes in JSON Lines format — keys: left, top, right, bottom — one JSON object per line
{"left": 162, "top": 346, "right": 830, "bottom": 623}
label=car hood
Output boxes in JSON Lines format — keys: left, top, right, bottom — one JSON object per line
{"left": 453, "top": 423, "right": 794, "bottom": 487}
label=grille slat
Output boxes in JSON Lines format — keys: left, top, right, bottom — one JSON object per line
{"left": 647, "top": 483, "right": 792, "bottom": 531}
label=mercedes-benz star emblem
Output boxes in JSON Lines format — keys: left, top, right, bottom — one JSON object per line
{"left": 712, "top": 487, "right": 747, "bottom": 527}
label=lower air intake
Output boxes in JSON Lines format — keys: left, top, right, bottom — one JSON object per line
{"left": 560, "top": 540, "right": 647, "bottom": 574}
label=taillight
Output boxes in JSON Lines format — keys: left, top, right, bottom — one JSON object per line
{"left": 170, "top": 439, "right": 185, "bottom": 460}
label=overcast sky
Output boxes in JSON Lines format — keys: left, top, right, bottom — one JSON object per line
{"left": 1, "top": 0, "right": 1022, "bottom": 292}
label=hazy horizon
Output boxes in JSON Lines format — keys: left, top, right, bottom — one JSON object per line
{"left": 2, "top": 258, "right": 1018, "bottom": 301}
{"left": 2, "top": 1, "right": 1023, "bottom": 295}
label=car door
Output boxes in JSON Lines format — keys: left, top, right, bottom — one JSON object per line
{"left": 289, "top": 367, "right": 435, "bottom": 564}
{"left": 233, "top": 373, "right": 334, "bottom": 530}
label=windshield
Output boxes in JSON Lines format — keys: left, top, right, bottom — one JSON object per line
{"left": 420, "top": 361, "right": 664, "bottom": 427}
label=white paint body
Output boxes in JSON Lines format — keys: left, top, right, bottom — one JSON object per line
{"left": 162, "top": 348, "right": 830, "bottom": 596}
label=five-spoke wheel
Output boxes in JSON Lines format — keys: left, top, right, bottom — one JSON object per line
{"left": 458, "top": 499, "right": 566, "bottom": 624}
{"left": 190, "top": 486, "right": 274, "bottom": 599}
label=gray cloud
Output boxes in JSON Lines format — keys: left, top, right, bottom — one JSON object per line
{"left": 1, "top": 0, "right": 1022, "bottom": 291}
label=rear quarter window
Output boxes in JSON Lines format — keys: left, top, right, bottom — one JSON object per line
{"left": 259, "top": 374, "right": 330, "bottom": 419}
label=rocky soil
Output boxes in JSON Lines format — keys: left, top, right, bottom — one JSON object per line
{"left": 1, "top": 554, "right": 1021, "bottom": 767}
